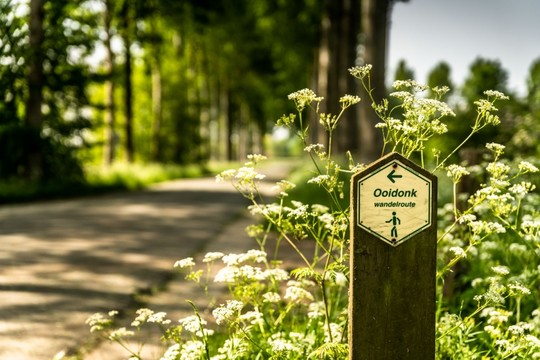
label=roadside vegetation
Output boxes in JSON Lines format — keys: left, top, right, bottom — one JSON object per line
{"left": 0, "top": 161, "right": 239, "bottom": 204}
{"left": 86, "top": 66, "right": 540, "bottom": 359}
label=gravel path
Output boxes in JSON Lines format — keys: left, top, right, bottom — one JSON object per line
{"left": 0, "top": 160, "right": 297, "bottom": 360}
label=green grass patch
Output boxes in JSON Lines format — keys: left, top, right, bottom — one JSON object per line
{"left": 0, "top": 161, "right": 237, "bottom": 205}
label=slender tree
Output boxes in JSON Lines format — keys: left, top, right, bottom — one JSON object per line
{"left": 25, "top": 0, "right": 45, "bottom": 180}
{"left": 120, "top": 0, "right": 134, "bottom": 162}
{"left": 150, "top": 33, "right": 163, "bottom": 162}
{"left": 103, "top": 0, "right": 117, "bottom": 165}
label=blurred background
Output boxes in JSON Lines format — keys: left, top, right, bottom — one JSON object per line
{"left": 1, "top": 0, "right": 539, "bottom": 201}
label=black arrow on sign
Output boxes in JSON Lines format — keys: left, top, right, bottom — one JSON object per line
{"left": 387, "top": 169, "right": 403, "bottom": 183}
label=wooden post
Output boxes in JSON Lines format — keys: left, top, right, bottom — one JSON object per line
{"left": 349, "top": 152, "right": 437, "bottom": 359}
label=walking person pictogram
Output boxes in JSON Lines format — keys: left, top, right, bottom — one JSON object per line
{"left": 386, "top": 211, "right": 401, "bottom": 238}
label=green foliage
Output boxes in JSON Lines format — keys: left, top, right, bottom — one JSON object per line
{"left": 0, "top": 0, "right": 26, "bottom": 125}
{"left": 0, "top": 162, "right": 211, "bottom": 204}
{"left": 86, "top": 162, "right": 210, "bottom": 189}
{"left": 394, "top": 59, "right": 415, "bottom": 81}
{"left": 0, "top": 0, "right": 97, "bottom": 183}
{"left": 435, "top": 58, "right": 514, "bottom": 163}
{"left": 427, "top": 62, "right": 454, "bottom": 101}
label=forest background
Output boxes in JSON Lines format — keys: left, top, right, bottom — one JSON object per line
{"left": 1, "top": 0, "right": 540, "bottom": 202}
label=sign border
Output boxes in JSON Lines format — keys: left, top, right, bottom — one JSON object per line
{"left": 355, "top": 153, "right": 434, "bottom": 247}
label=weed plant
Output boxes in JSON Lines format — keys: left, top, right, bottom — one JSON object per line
{"left": 87, "top": 65, "right": 540, "bottom": 359}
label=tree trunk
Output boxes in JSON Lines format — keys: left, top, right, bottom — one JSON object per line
{"left": 226, "top": 88, "right": 237, "bottom": 161}
{"left": 311, "top": 8, "right": 330, "bottom": 148}
{"left": 103, "top": 0, "right": 116, "bottom": 165}
{"left": 334, "top": 0, "right": 360, "bottom": 154}
{"left": 25, "top": 0, "right": 45, "bottom": 180}
{"left": 151, "top": 61, "right": 162, "bottom": 162}
{"left": 121, "top": 1, "right": 134, "bottom": 162}
{"left": 150, "top": 17, "right": 162, "bottom": 162}
{"left": 358, "top": 0, "right": 391, "bottom": 162}
{"left": 313, "top": 0, "right": 360, "bottom": 155}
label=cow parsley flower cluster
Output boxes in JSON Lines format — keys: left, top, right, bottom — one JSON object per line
{"left": 87, "top": 64, "right": 540, "bottom": 359}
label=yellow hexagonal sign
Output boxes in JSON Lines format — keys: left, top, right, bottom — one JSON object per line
{"left": 355, "top": 153, "right": 433, "bottom": 247}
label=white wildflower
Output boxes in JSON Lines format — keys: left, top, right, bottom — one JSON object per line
{"left": 180, "top": 340, "right": 205, "bottom": 359}
{"left": 203, "top": 252, "right": 225, "bottom": 263}
{"left": 392, "top": 79, "right": 428, "bottom": 92}
{"left": 471, "top": 278, "right": 483, "bottom": 288}
{"left": 195, "top": 328, "right": 214, "bottom": 338}
{"left": 508, "top": 243, "right": 527, "bottom": 254}
{"left": 485, "top": 309, "right": 511, "bottom": 325}
{"left": 214, "top": 266, "right": 240, "bottom": 283}
{"left": 509, "top": 182, "right": 535, "bottom": 197}
{"left": 212, "top": 300, "right": 243, "bottom": 325}
{"left": 484, "top": 90, "right": 509, "bottom": 100}
{"left": 307, "top": 174, "right": 331, "bottom": 185}
{"left": 86, "top": 313, "right": 112, "bottom": 333}
{"left": 108, "top": 327, "right": 134, "bottom": 341}
{"left": 222, "top": 253, "right": 241, "bottom": 266}
{"left": 239, "top": 310, "right": 263, "bottom": 325}
{"left": 304, "top": 143, "right": 325, "bottom": 153}
{"left": 325, "top": 322, "right": 344, "bottom": 343}
{"left": 288, "top": 202, "right": 309, "bottom": 218}
{"left": 238, "top": 249, "right": 267, "bottom": 264}
{"left": 449, "top": 246, "right": 467, "bottom": 259}
{"left": 458, "top": 214, "right": 476, "bottom": 225}
{"left": 526, "top": 335, "right": 540, "bottom": 347}
{"left": 288, "top": 88, "right": 323, "bottom": 111}
{"left": 238, "top": 265, "right": 264, "bottom": 280}
{"left": 235, "top": 166, "right": 266, "bottom": 181}
{"left": 334, "top": 272, "right": 348, "bottom": 287}
{"left": 131, "top": 308, "right": 154, "bottom": 327}
{"left": 508, "top": 282, "right": 531, "bottom": 296}
{"left": 246, "top": 154, "right": 267, "bottom": 165}
{"left": 217, "top": 337, "right": 250, "bottom": 358}
{"left": 486, "top": 142, "right": 505, "bottom": 154}
{"left": 272, "top": 180, "right": 296, "bottom": 195}
{"left": 518, "top": 160, "right": 539, "bottom": 173}
{"left": 179, "top": 315, "right": 206, "bottom": 333}
{"left": 308, "top": 301, "right": 325, "bottom": 319}
{"left": 446, "top": 164, "right": 470, "bottom": 183}
{"left": 522, "top": 218, "right": 540, "bottom": 235}
{"left": 174, "top": 257, "right": 195, "bottom": 269}
{"left": 215, "top": 169, "right": 236, "bottom": 183}
{"left": 508, "top": 324, "right": 525, "bottom": 335}
{"left": 484, "top": 325, "right": 501, "bottom": 337}
{"left": 487, "top": 222, "right": 506, "bottom": 234}
{"left": 268, "top": 333, "right": 299, "bottom": 353}
{"left": 262, "top": 291, "right": 281, "bottom": 303}
{"left": 339, "top": 94, "right": 361, "bottom": 108}
{"left": 348, "top": 64, "right": 372, "bottom": 79}
{"left": 160, "top": 344, "right": 181, "bottom": 360}
{"left": 148, "top": 312, "right": 170, "bottom": 325}
{"left": 486, "top": 162, "right": 510, "bottom": 178}
{"left": 284, "top": 285, "right": 314, "bottom": 303}
{"left": 491, "top": 265, "right": 510, "bottom": 276}
{"left": 311, "top": 204, "right": 330, "bottom": 215}
{"left": 261, "top": 268, "right": 289, "bottom": 281}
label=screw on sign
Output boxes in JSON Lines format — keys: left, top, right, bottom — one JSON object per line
{"left": 349, "top": 152, "right": 437, "bottom": 360}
